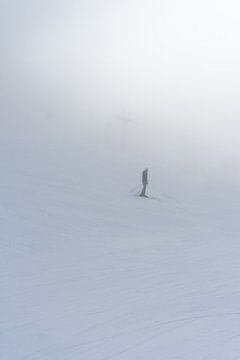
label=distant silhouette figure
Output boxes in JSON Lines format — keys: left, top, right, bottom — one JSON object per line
{"left": 140, "top": 168, "right": 148, "bottom": 197}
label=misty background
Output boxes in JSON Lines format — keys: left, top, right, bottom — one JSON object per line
{"left": 1, "top": 0, "right": 240, "bottom": 185}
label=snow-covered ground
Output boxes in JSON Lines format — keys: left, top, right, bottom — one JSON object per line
{"left": 1, "top": 127, "right": 240, "bottom": 360}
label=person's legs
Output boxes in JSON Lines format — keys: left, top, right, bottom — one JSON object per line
{"left": 140, "top": 183, "right": 147, "bottom": 197}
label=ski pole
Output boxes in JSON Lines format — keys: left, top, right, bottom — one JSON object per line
{"left": 130, "top": 184, "right": 142, "bottom": 193}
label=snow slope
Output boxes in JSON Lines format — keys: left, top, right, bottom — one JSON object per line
{"left": 1, "top": 127, "right": 240, "bottom": 360}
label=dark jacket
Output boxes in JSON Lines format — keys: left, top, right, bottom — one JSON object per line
{"left": 142, "top": 169, "right": 148, "bottom": 185}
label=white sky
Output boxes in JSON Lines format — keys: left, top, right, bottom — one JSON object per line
{"left": 1, "top": 0, "right": 240, "bottom": 172}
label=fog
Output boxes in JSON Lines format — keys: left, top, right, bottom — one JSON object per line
{"left": 1, "top": 0, "right": 240, "bottom": 181}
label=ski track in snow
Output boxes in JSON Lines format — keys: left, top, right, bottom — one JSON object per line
{"left": 1, "top": 132, "right": 240, "bottom": 359}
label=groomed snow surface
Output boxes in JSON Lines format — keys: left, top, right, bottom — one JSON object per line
{"left": 1, "top": 129, "right": 240, "bottom": 360}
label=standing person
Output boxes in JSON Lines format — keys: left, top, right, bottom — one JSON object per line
{"left": 140, "top": 168, "right": 148, "bottom": 197}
